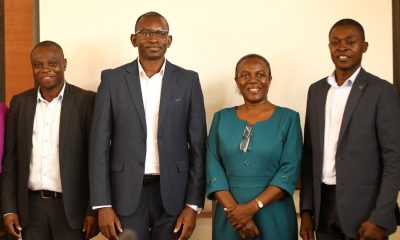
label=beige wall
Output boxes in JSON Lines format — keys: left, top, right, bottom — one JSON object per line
{"left": 39, "top": 0, "right": 392, "bottom": 127}
{"left": 40, "top": 1, "right": 395, "bottom": 239}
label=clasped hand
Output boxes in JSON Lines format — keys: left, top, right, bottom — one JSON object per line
{"left": 224, "top": 202, "right": 260, "bottom": 238}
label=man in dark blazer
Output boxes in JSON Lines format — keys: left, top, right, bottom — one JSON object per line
{"left": 1, "top": 41, "right": 98, "bottom": 239}
{"left": 89, "top": 12, "right": 207, "bottom": 240}
{"left": 300, "top": 19, "right": 400, "bottom": 240}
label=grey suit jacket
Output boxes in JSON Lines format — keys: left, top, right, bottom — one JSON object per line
{"left": 1, "top": 83, "right": 95, "bottom": 229}
{"left": 300, "top": 68, "right": 400, "bottom": 237}
{"left": 89, "top": 59, "right": 207, "bottom": 216}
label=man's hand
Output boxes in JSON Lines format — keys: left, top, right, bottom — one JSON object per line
{"left": 173, "top": 206, "right": 197, "bottom": 240}
{"left": 3, "top": 213, "right": 22, "bottom": 239}
{"left": 299, "top": 211, "right": 315, "bottom": 240}
{"left": 224, "top": 201, "right": 258, "bottom": 230}
{"left": 359, "top": 220, "right": 385, "bottom": 240}
{"left": 83, "top": 215, "right": 99, "bottom": 239}
{"left": 238, "top": 219, "right": 260, "bottom": 239}
{"left": 98, "top": 207, "right": 122, "bottom": 240}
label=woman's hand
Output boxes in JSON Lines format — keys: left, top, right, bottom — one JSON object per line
{"left": 239, "top": 219, "right": 260, "bottom": 239}
{"left": 224, "top": 200, "right": 259, "bottom": 230}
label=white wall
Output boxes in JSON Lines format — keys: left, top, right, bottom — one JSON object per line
{"left": 39, "top": 0, "right": 393, "bottom": 128}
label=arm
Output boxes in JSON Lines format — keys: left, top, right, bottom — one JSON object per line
{"left": 174, "top": 73, "right": 207, "bottom": 240}
{"left": 0, "top": 103, "right": 7, "bottom": 170}
{"left": 206, "top": 111, "right": 259, "bottom": 237}
{"left": 300, "top": 87, "right": 315, "bottom": 240}
{"left": 1, "top": 98, "right": 22, "bottom": 238}
{"left": 359, "top": 83, "right": 400, "bottom": 238}
{"left": 83, "top": 93, "right": 99, "bottom": 239}
{"left": 89, "top": 71, "right": 121, "bottom": 239}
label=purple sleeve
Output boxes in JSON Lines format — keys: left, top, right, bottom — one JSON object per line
{"left": 0, "top": 103, "right": 8, "bottom": 173}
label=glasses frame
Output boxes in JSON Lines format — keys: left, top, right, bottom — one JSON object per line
{"left": 135, "top": 30, "right": 169, "bottom": 39}
{"left": 240, "top": 125, "right": 252, "bottom": 153}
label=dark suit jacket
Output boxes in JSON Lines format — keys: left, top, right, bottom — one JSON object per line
{"left": 1, "top": 83, "right": 95, "bottom": 229}
{"left": 300, "top": 68, "right": 400, "bottom": 237}
{"left": 89, "top": 60, "right": 207, "bottom": 216}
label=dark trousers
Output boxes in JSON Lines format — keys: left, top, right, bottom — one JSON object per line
{"left": 22, "top": 191, "right": 84, "bottom": 240}
{"left": 316, "top": 184, "right": 355, "bottom": 240}
{"left": 118, "top": 176, "right": 180, "bottom": 240}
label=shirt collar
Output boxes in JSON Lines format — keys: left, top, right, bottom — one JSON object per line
{"left": 138, "top": 58, "right": 167, "bottom": 79}
{"left": 37, "top": 81, "right": 66, "bottom": 103}
{"left": 326, "top": 66, "right": 361, "bottom": 88}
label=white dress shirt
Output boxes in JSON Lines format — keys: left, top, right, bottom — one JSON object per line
{"left": 138, "top": 59, "right": 165, "bottom": 175}
{"left": 29, "top": 82, "right": 66, "bottom": 192}
{"left": 322, "top": 67, "right": 361, "bottom": 185}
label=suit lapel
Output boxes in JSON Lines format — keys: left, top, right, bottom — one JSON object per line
{"left": 125, "top": 60, "right": 147, "bottom": 131}
{"left": 158, "top": 61, "right": 176, "bottom": 127}
{"left": 25, "top": 90, "right": 38, "bottom": 161}
{"left": 317, "top": 81, "right": 331, "bottom": 153}
{"left": 59, "top": 83, "right": 73, "bottom": 163}
{"left": 338, "top": 68, "right": 368, "bottom": 144}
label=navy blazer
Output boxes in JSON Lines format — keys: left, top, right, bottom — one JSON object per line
{"left": 300, "top": 68, "right": 400, "bottom": 237}
{"left": 89, "top": 59, "right": 207, "bottom": 216}
{"left": 1, "top": 83, "right": 95, "bottom": 229}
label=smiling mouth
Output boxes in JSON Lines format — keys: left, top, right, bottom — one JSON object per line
{"left": 337, "top": 55, "right": 349, "bottom": 61}
{"left": 40, "top": 75, "right": 55, "bottom": 80}
{"left": 247, "top": 87, "right": 261, "bottom": 93}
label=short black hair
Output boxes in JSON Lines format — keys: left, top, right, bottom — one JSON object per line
{"left": 329, "top": 18, "right": 365, "bottom": 41}
{"left": 135, "top": 11, "right": 169, "bottom": 32}
{"left": 235, "top": 54, "right": 272, "bottom": 79}
{"left": 31, "top": 40, "right": 64, "bottom": 58}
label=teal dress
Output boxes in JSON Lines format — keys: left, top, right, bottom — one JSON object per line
{"left": 206, "top": 107, "right": 302, "bottom": 240}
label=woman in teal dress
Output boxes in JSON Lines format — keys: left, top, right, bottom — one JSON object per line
{"left": 206, "top": 54, "right": 302, "bottom": 240}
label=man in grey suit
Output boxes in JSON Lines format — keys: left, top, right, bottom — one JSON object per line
{"left": 300, "top": 19, "right": 400, "bottom": 240}
{"left": 89, "top": 12, "right": 207, "bottom": 240}
{"left": 1, "top": 41, "right": 98, "bottom": 239}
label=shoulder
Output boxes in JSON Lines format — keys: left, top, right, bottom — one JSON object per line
{"left": 10, "top": 88, "right": 37, "bottom": 103}
{"left": 66, "top": 83, "right": 95, "bottom": 98}
{"left": 214, "top": 107, "right": 236, "bottom": 117}
{"left": 101, "top": 61, "right": 136, "bottom": 77}
{"left": 276, "top": 106, "right": 299, "bottom": 118}
{"left": 167, "top": 61, "right": 198, "bottom": 78}
{"left": 309, "top": 77, "right": 328, "bottom": 90}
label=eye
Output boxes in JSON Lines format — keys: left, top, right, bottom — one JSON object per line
{"left": 240, "top": 73, "right": 250, "bottom": 79}
{"left": 256, "top": 72, "right": 266, "bottom": 79}
{"left": 141, "top": 31, "right": 151, "bottom": 38}
{"left": 49, "top": 61, "right": 57, "bottom": 67}
{"left": 155, "top": 31, "right": 168, "bottom": 38}
{"left": 346, "top": 39, "right": 357, "bottom": 46}
{"left": 32, "top": 63, "right": 41, "bottom": 68}
{"left": 329, "top": 41, "right": 338, "bottom": 47}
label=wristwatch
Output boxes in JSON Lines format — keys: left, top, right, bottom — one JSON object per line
{"left": 255, "top": 198, "right": 264, "bottom": 209}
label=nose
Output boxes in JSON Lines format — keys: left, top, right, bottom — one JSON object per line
{"left": 337, "top": 40, "right": 349, "bottom": 51}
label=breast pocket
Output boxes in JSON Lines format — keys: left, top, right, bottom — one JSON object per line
{"left": 170, "top": 98, "right": 186, "bottom": 120}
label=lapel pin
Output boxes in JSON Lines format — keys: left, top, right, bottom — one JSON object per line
{"left": 358, "top": 85, "right": 364, "bottom": 90}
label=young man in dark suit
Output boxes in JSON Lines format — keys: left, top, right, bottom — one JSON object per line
{"left": 1, "top": 41, "right": 98, "bottom": 239}
{"left": 89, "top": 12, "right": 207, "bottom": 240}
{"left": 300, "top": 18, "right": 400, "bottom": 240}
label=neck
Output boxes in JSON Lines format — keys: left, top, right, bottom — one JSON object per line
{"left": 139, "top": 58, "right": 165, "bottom": 78}
{"left": 40, "top": 84, "right": 64, "bottom": 102}
{"left": 242, "top": 100, "right": 272, "bottom": 112}
{"left": 335, "top": 66, "right": 359, "bottom": 86}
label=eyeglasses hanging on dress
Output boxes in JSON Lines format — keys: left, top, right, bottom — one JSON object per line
{"left": 240, "top": 125, "right": 252, "bottom": 153}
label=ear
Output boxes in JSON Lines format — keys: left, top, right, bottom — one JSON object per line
{"left": 63, "top": 58, "right": 67, "bottom": 71}
{"left": 362, "top": 41, "right": 369, "bottom": 53}
{"left": 166, "top": 35, "right": 173, "bottom": 48}
{"left": 131, "top": 34, "right": 139, "bottom": 47}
